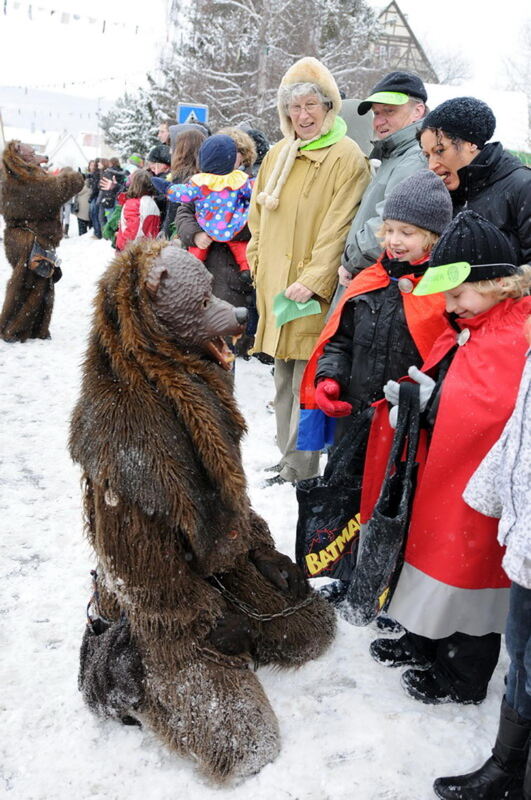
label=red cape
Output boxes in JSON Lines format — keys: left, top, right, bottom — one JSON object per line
{"left": 362, "top": 296, "right": 531, "bottom": 590}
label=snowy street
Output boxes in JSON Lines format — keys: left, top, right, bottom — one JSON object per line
{"left": 1, "top": 232, "right": 508, "bottom": 800}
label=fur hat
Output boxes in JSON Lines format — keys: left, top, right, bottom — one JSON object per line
{"left": 383, "top": 170, "right": 453, "bottom": 234}
{"left": 421, "top": 97, "right": 496, "bottom": 148}
{"left": 198, "top": 135, "right": 237, "bottom": 175}
{"left": 277, "top": 57, "right": 342, "bottom": 140}
{"left": 147, "top": 144, "right": 171, "bottom": 166}
{"left": 257, "top": 57, "right": 341, "bottom": 211}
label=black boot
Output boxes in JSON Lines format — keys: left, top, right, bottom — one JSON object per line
{"left": 433, "top": 697, "right": 530, "bottom": 798}
{"left": 402, "top": 666, "right": 487, "bottom": 705}
{"left": 370, "top": 633, "right": 432, "bottom": 669}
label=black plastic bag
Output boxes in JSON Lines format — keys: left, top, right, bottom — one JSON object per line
{"left": 295, "top": 408, "right": 373, "bottom": 581}
{"left": 345, "top": 381, "right": 420, "bottom": 625}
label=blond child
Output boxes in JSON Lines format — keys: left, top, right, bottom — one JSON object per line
{"left": 295, "top": 171, "right": 452, "bottom": 598}
{"left": 298, "top": 169, "right": 452, "bottom": 455}
{"left": 367, "top": 210, "right": 531, "bottom": 708}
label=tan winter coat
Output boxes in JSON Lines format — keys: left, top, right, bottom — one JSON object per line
{"left": 247, "top": 137, "right": 370, "bottom": 360}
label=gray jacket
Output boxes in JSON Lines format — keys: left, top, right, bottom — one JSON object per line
{"left": 342, "top": 122, "right": 425, "bottom": 275}
{"left": 463, "top": 352, "right": 531, "bottom": 588}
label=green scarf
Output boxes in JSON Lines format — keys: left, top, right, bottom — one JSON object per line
{"left": 299, "top": 116, "right": 347, "bottom": 151}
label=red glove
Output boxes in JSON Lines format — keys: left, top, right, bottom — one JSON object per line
{"left": 314, "top": 378, "right": 352, "bottom": 418}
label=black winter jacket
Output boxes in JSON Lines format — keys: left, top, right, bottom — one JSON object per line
{"left": 316, "top": 257, "right": 424, "bottom": 414}
{"left": 451, "top": 143, "right": 531, "bottom": 263}
{"left": 98, "top": 168, "right": 127, "bottom": 209}
{"left": 87, "top": 170, "right": 101, "bottom": 203}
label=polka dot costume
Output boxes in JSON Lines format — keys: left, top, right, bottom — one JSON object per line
{"left": 167, "top": 169, "right": 254, "bottom": 242}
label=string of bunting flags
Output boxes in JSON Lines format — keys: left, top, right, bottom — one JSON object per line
{"left": 2, "top": 0, "right": 161, "bottom": 36}
{"left": 4, "top": 70, "right": 147, "bottom": 92}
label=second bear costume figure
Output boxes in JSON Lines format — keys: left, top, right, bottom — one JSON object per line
{"left": 70, "top": 241, "right": 335, "bottom": 782}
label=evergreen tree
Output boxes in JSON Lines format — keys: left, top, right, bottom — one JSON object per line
{"left": 99, "top": 89, "right": 158, "bottom": 157}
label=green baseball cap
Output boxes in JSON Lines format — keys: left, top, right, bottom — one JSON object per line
{"left": 358, "top": 72, "right": 427, "bottom": 115}
{"left": 364, "top": 91, "right": 409, "bottom": 107}
{"left": 413, "top": 262, "right": 472, "bottom": 295}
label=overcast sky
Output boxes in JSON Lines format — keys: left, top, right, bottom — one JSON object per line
{"left": 0, "top": 0, "right": 168, "bottom": 98}
{"left": 0, "top": 0, "right": 529, "bottom": 100}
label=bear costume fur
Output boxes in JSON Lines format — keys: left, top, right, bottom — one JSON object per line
{"left": 0, "top": 140, "right": 84, "bottom": 342}
{"left": 69, "top": 240, "right": 336, "bottom": 782}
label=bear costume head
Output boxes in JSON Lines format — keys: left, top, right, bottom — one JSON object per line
{"left": 124, "top": 241, "right": 248, "bottom": 369}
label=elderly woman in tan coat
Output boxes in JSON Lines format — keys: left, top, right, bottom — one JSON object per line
{"left": 247, "top": 57, "right": 370, "bottom": 485}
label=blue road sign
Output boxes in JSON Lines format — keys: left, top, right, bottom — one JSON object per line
{"left": 177, "top": 103, "right": 209, "bottom": 124}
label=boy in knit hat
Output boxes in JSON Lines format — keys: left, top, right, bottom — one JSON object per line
{"left": 299, "top": 169, "right": 451, "bottom": 450}
{"left": 167, "top": 134, "right": 254, "bottom": 278}
{"left": 362, "top": 210, "right": 531, "bottom": 709}
{"left": 297, "top": 169, "right": 451, "bottom": 601}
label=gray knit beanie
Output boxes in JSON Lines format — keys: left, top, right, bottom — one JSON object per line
{"left": 383, "top": 170, "right": 453, "bottom": 234}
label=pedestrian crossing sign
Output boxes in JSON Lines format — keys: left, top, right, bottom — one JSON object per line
{"left": 177, "top": 103, "right": 209, "bottom": 125}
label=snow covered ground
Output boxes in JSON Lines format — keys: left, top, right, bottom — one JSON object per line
{"left": 1, "top": 232, "right": 508, "bottom": 800}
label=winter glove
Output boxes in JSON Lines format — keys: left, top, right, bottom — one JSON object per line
{"left": 250, "top": 547, "right": 308, "bottom": 599}
{"left": 207, "top": 609, "right": 256, "bottom": 656}
{"left": 407, "top": 366, "right": 436, "bottom": 409}
{"left": 383, "top": 379, "right": 400, "bottom": 407}
{"left": 386, "top": 366, "right": 436, "bottom": 429}
{"left": 314, "top": 378, "right": 352, "bottom": 418}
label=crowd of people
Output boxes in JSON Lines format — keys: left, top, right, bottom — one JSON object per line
{"left": 0, "top": 54, "right": 530, "bottom": 798}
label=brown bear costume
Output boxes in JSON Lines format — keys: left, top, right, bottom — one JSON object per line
{"left": 0, "top": 140, "right": 84, "bottom": 342}
{"left": 69, "top": 241, "right": 336, "bottom": 782}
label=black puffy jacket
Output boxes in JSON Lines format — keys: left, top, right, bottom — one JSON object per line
{"left": 315, "top": 257, "right": 424, "bottom": 414}
{"left": 451, "top": 143, "right": 531, "bottom": 263}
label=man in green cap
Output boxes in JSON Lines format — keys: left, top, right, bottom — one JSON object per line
{"left": 333, "top": 71, "right": 428, "bottom": 306}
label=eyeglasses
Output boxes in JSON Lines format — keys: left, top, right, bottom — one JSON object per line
{"left": 288, "top": 101, "right": 324, "bottom": 115}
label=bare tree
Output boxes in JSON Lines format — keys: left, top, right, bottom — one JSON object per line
{"left": 424, "top": 45, "right": 472, "bottom": 86}
{"left": 102, "top": 0, "right": 410, "bottom": 151}
{"left": 150, "top": 0, "right": 380, "bottom": 137}
{"left": 502, "top": 21, "right": 531, "bottom": 146}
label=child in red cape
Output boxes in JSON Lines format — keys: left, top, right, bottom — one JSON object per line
{"left": 364, "top": 210, "right": 531, "bottom": 707}
{"left": 296, "top": 170, "right": 451, "bottom": 600}
{"left": 298, "top": 170, "right": 452, "bottom": 452}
